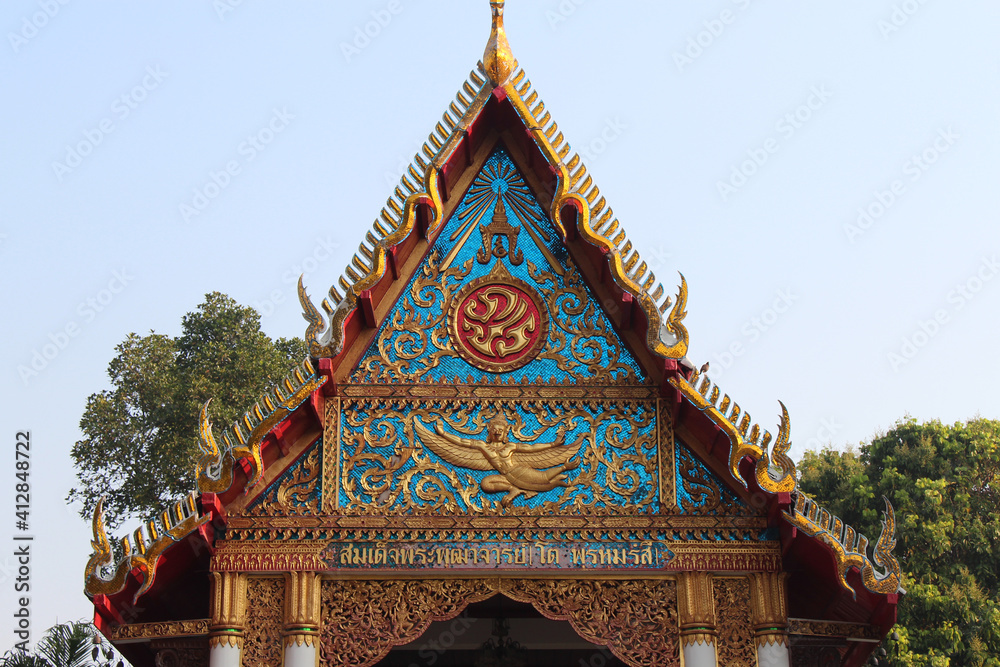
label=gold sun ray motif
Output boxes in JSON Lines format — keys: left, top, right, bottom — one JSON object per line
{"left": 413, "top": 415, "right": 585, "bottom": 506}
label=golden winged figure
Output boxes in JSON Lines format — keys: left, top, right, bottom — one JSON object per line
{"left": 413, "top": 415, "right": 584, "bottom": 506}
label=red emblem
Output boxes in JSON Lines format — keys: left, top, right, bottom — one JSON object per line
{"left": 448, "top": 266, "right": 548, "bottom": 373}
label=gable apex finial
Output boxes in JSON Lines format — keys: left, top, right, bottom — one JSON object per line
{"left": 484, "top": 0, "right": 514, "bottom": 86}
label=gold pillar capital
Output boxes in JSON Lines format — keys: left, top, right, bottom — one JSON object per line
{"left": 284, "top": 571, "right": 322, "bottom": 647}
{"left": 750, "top": 571, "right": 789, "bottom": 647}
{"left": 209, "top": 571, "right": 247, "bottom": 648}
{"left": 676, "top": 571, "right": 717, "bottom": 647}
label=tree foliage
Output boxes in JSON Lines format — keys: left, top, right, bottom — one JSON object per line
{"left": 68, "top": 293, "right": 308, "bottom": 530}
{"left": 798, "top": 417, "right": 1000, "bottom": 666}
{"left": 0, "top": 621, "right": 126, "bottom": 667}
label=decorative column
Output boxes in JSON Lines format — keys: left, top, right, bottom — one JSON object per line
{"left": 750, "top": 572, "right": 791, "bottom": 667}
{"left": 209, "top": 571, "right": 246, "bottom": 667}
{"left": 676, "top": 572, "right": 718, "bottom": 667}
{"left": 284, "top": 571, "right": 321, "bottom": 667}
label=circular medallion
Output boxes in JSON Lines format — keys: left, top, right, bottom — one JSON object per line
{"left": 448, "top": 268, "right": 549, "bottom": 373}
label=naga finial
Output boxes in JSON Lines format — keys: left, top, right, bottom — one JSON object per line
{"left": 484, "top": 0, "right": 514, "bottom": 86}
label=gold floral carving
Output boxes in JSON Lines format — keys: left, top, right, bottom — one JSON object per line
{"left": 110, "top": 619, "right": 210, "bottom": 641}
{"left": 253, "top": 443, "right": 320, "bottom": 516}
{"left": 317, "top": 578, "right": 680, "bottom": 667}
{"left": 713, "top": 577, "right": 756, "bottom": 667}
{"left": 350, "top": 249, "right": 641, "bottom": 384}
{"left": 658, "top": 399, "right": 676, "bottom": 511}
{"left": 786, "top": 617, "right": 880, "bottom": 641}
{"left": 212, "top": 542, "right": 327, "bottom": 573}
{"left": 340, "top": 400, "right": 656, "bottom": 515}
{"left": 319, "top": 579, "right": 496, "bottom": 666}
{"left": 669, "top": 544, "right": 781, "bottom": 573}
{"left": 676, "top": 446, "right": 752, "bottom": 516}
{"left": 323, "top": 397, "right": 339, "bottom": 513}
{"left": 284, "top": 571, "right": 321, "bottom": 647}
{"left": 750, "top": 571, "right": 789, "bottom": 647}
{"left": 209, "top": 571, "right": 246, "bottom": 649}
{"left": 241, "top": 578, "right": 284, "bottom": 667}
{"left": 340, "top": 382, "right": 656, "bottom": 400}
{"left": 676, "top": 571, "right": 716, "bottom": 647}
{"left": 503, "top": 578, "right": 680, "bottom": 666}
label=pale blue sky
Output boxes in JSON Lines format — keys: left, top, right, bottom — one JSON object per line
{"left": 1, "top": 0, "right": 998, "bottom": 649}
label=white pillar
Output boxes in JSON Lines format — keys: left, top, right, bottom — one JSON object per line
{"left": 209, "top": 643, "right": 241, "bottom": 667}
{"left": 682, "top": 640, "right": 717, "bottom": 667}
{"left": 283, "top": 640, "right": 317, "bottom": 667}
{"left": 757, "top": 641, "right": 791, "bottom": 667}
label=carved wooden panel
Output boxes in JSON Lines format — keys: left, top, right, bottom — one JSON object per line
{"left": 714, "top": 577, "right": 756, "bottom": 667}
{"left": 241, "top": 577, "right": 284, "bottom": 667}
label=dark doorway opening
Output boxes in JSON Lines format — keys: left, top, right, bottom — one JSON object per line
{"left": 374, "top": 596, "right": 628, "bottom": 667}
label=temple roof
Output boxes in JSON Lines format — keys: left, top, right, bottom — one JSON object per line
{"left": 84, "top": 5, "right": 902, "bottom": 665}
{"left": 297, "top": 0, "right": 689, "bottom": 370}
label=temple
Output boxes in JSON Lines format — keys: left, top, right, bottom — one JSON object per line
{"left": 84, "top": 3, "right": 902, "bottom": 666}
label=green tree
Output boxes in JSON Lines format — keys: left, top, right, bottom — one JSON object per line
{"left": 798, "top": 417, "right": 1000, "bottom": 666}
{"left": 0, "top": 621, "right": 126, "bottom": 667}
{"left": 68, "top": 292, "right": 308, "bottom": 530}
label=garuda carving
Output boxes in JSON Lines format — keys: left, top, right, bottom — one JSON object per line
{"left": 414, "top": 416, "right": 584, "bottom": 506}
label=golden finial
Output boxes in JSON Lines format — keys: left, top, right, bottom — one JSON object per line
{"left": 492, "top": 191, "right": 507, "bottom": 224}
{"left": 484, "top": 0, "right": 514, "bottom": 86}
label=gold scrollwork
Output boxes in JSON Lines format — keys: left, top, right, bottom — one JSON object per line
{"left": 676, "top": 446, "right": 752, "bottom": 516}
{"left": 351, "top": 240, "right": 641, "bottom": 384}
{"left": 241, "top": 578, "right": 284, "bottom": 666}
{"left": 713, "top": 577, "right": 756, "bottom": 667}
{"left": 319, "top": 579, "right": 496, "bottom": 666}
{"left": 340, "top": 401, "right": 656, "bottom": 515}
{"left": 503, "top": 578, "right": 681, "bottom": 666}
{"left": 249, "top": 443, "right": 321, "bottom": 517}
{"left": 109, "top": 619, "right": 210, "bottom": 641}
{"left": 317, "top": 578, "right": 681, "bottom": 667}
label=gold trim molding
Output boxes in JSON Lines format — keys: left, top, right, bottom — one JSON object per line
{"left": 109, "top": 619, "right": 209, "bottom": 641}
